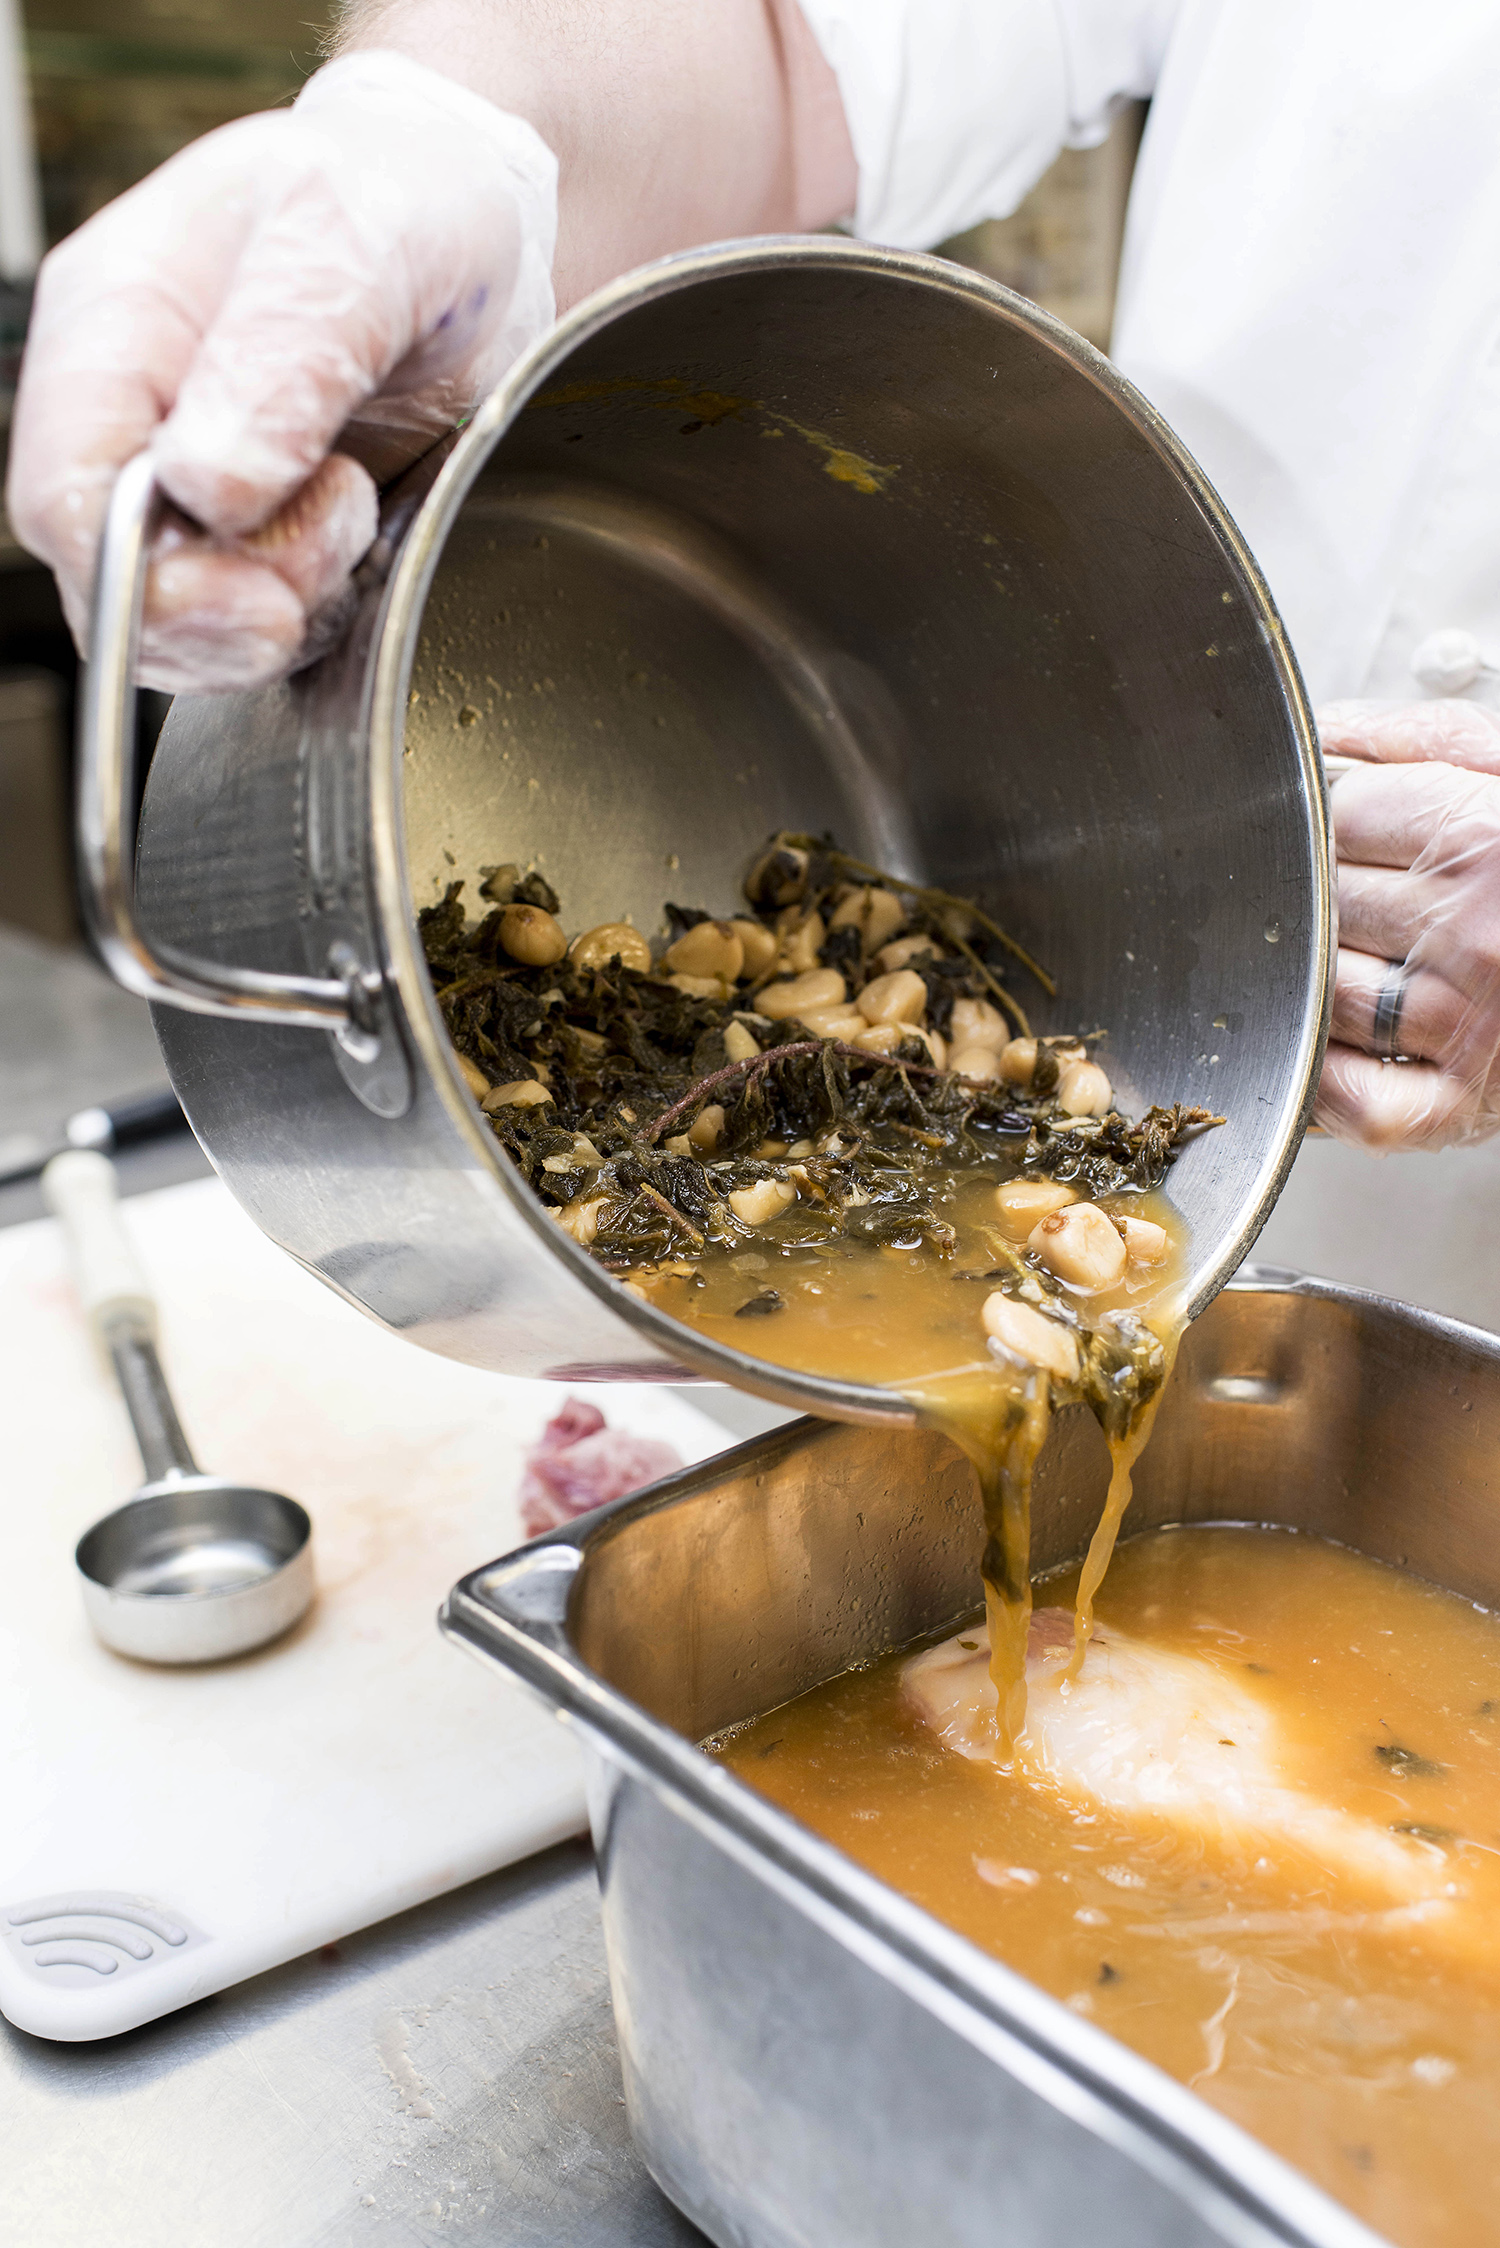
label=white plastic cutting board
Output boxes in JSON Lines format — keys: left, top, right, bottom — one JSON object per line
{"left": 0, "top": 1176, "right": 729, "bottom": 2042}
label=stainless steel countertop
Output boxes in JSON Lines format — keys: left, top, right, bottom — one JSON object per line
{"left": 3, "top": 1840, "right": 706, "bottom": 2247}
{"left": 0, "top": 930, "right": 757, "bottom": 2245}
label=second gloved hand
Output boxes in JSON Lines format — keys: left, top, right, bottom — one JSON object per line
{"left": 6, "top": 51, "right": 557, "bottom": 694}
{"left": 1317, "top": 698, "right": 1500, "bottom": 1151}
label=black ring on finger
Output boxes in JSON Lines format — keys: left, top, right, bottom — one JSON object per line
{"left": 1372, "top": 961, "right": 1410, "bottom": 1060}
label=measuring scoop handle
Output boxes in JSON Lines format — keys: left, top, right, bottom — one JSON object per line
{"left": 42, "top": 1148, "right": 157, "bottom": 1345}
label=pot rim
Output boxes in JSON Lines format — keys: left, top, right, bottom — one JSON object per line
{"left": 367, "top": 234, "right": 1332, "bottom": 1415}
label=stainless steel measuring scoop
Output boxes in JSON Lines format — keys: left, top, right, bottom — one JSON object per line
{"left": 42, "top": 1151, "right": 314, "bottom": 1663}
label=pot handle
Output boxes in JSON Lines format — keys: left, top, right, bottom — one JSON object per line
{"left": 77, "top": 452, "right": 372, "bottom": 1035}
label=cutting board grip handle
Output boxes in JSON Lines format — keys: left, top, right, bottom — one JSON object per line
{"left": 42, "top": 1149, "right": 157, "bottom": 1344}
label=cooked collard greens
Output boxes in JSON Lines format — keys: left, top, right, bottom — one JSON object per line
{"left": 418, "top": 834, "right": 1220, "bottom": 1321}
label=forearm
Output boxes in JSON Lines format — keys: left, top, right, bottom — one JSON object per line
{"left": 8, "top": 2, "right": 855, "bottom": 695}
{"left": 329, "top": 0, "right": 856, "bottom": 308}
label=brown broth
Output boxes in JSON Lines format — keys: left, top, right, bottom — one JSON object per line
{"left": 636, "top": 1160, "right": 1184, "bottom": 1750}
{"left": 633, "top": 1166, "right": 1181, "bottom": 1388}
{"left": 715, "top": 1526, "right": 1500, "bottom": 2248}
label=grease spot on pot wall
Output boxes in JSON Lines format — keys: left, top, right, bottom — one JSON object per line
{"left": 762, "top": 412, "right": 897, "bottom": 495}
{"left": 526, "top": 373, "right": 899, "bottom": 495}
{"left": 529, "top": 374, "right": 752, "bottom": 426}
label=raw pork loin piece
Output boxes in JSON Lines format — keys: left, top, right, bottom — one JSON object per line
{"left": 519, "top": 1398, "right": 683, "bottom": 1537}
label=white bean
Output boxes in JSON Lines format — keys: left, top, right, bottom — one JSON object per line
{"left": 758, "top": 968, "right": 846, "bottom": 1020}
{"left": 877, "top": 935, "right": 940, "bottom": 974}
{"left": 999, "top": 1038, "right": 1038, "bottom": 1087}
{"left": 554, "top": 1197, "right": 608, "bottom": 1245}
{"left": 728, "top": 1178, "right": 797, "bottom": 1225}
{"left": 729, "top": 919, "right": 777, "bottom": 976}
{"left": 797, "top": 1003, "right": 868, "bottom": 1040}
{"left": 723, "top": 1019, "right": 761, "bottom": 1062}
{"left": 481, "top": 1079, "right": 552, "bottom": 1111}
{"left": 1057, "top": 1060, "right": 1112, "bottom": 1118}
{"left": 950, "top": 1043, "right": 1002, "bottom": 1082}
{"left": 857, "top": 969, "right": 927, "bottom": 1025}
{"left": 667, "top": 972, "right": 733, "bottom": 999}
{"left": 1028, "top": 1202, "right": 1127, "bottom": 1291}
{"left": 500, "top": 903, "right": 568, "bottom": 966}
{"left": 994, "top": 1176, "right": 1077, "bottom": 1240}
{"left": 950, "top": 997, "right": 1008, "bottom": 1053}
{"left": 456, "top": 1053, "right": 489, "bottom": 1100}
{"left": 664, "top": 919, "right": 745, "bottom": 981}
{"left": 773, "top": 906, "right": 825, "bottom": 974}
{"left": 687, "top": 1103, "right": 726, "bottom": 1152}
{"left": 570, "top": 922, "right": 652, "bottom": 972}
{"left": 1116, "top": 1213, "right": 1169, "bottom": 1266}
{"left": 981, "top": 1294, "right": 1081, "bottom": 1383}
{"left": 828, "top": 885, "right": 907, "bottom": 952}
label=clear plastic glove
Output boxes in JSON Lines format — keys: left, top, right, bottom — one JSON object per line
{"left": 5, "top": 51, "right": 557, "bottom": 694}
{"left": 1316, "top": 698, "right": 1500, "bottom": 1151}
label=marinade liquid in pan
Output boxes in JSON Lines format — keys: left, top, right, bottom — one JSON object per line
{"left": 421, "top": 834, "right": 1210, "bottom": 1750}
{"left": 714, "top": 1526, "right": 1500, "bottom": 2248}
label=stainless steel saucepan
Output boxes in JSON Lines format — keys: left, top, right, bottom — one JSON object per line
{"left": 82, "top": 238, "right": 1332, "bottom": 1417}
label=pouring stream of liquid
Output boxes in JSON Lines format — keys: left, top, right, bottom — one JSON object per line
{"left": 905, "top": 1304, "right": 1184, "bottom": 1756}
{"left": 902, "top": 1367, "right": 1050, "bottom": 1756}
{"left": 1068, "top": 1321, "right": 1183, "bottom": 1679}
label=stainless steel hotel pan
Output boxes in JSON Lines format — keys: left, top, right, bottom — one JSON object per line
{"left": 79, "top": 238, "right": 1330, "bottom": 1415}
{"left": 441, "top": 1268, "right": 1500, "bottom": 2248}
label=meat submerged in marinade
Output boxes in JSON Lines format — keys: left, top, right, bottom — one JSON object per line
{"left": 718, "top": 1527, "right": 1500, "bottom": 2248}
{"left": 904, "top": 1609, "right": 1464, "bottom": 1924}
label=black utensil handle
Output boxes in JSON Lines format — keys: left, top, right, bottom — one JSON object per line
{"left": 103, "top": 1087, "right": 186, "bottom": 1145}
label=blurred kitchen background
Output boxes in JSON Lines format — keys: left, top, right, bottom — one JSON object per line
{"left": 1, "top": 4, "right": 1492, "bottom": 1326}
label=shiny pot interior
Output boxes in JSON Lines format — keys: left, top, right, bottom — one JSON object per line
{"left": 140, "top": 241, "right": 1330, "bottom": 1403}
{"left": 398, "top": 242, "right": 1330, "bottom": 1288}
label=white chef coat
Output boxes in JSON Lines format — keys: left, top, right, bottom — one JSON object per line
{"left": 798, "top": 0, "right": 1500, "bottom": 714}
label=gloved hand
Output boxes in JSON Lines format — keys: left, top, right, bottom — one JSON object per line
{"left": 1316, "top": 698, "right": 1500, "bottom": 1151}
{"left": 5, "top": 51, "right": 557, "bottom": 694}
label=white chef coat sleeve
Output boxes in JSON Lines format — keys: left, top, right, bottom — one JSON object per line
{"left": 797, "top": 0, "right": 1182, "bottom": 248}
